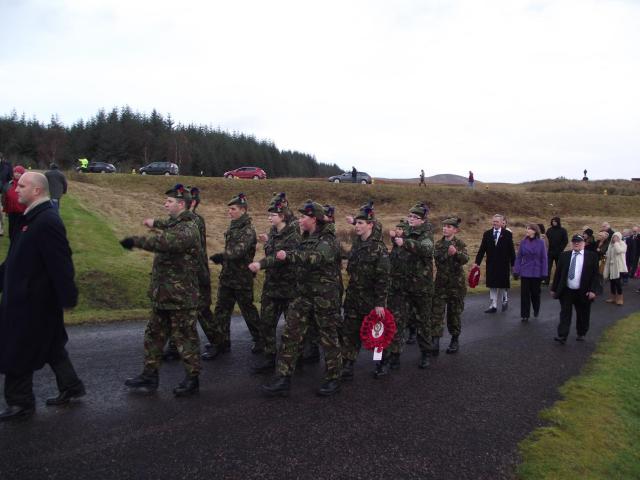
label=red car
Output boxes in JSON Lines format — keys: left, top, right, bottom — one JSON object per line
{"left": 223, "top": 166, "right": 267, "bottom": 180}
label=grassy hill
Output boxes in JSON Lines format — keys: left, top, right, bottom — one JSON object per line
{"left": 2, "top": 174, "right": 638, "bottom": 323}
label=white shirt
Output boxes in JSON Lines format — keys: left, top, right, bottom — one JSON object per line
{"left": 566, "top": 249, "right": 585, "bottom": 290}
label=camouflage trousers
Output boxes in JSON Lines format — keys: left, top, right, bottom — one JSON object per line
{"left": 144, "top": 308, "right": 200, "bottom": 376}
{"left": 277, "top": 294, "right": 343, "bottom": 381}
{"left": 385, "top": 289, "right": 409, "bottom": 356}
{"left": 341, "top": 309, "right": 369, "bottom": 362}
{"left": 402, "top": 288, "right": 433, "bottom": 353}
{"left": 167, "top": 284, "right": 215, "bottom": 351}
{"left": 259, "top": 295, "right": 290, "bottom": 356}
{"left": 431, "top": 287, "right": 465, "bottom": 337}
{"left": 212, "top": 285, "right": 261, "bottom": 346}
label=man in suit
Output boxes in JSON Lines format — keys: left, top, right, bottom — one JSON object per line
{"left": 0, "top": 172, "right": 85, "bottom": 421}
{"left": 473, "top": 214, "right": 516, "bottom": 313}
{"left": 550, "top": 234, "right": 599, "bottom": 343}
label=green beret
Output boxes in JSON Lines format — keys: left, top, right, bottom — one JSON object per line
{"left": 354, "top": 201, "right": 375, "bottom": 221}
{"left": 442, "top": 217, "right": 461, "bottom": 228}
{"left": 298, "top": 199, "right": 325, "bottom": 221}
{"left": 409, "top": 202, "right": 429, "bottom": 218}
{"left": 165, "top": 184, "right": 191, "bottom": 204}
{"left": 228, "top": 192, "right": 248, "bottom": 207}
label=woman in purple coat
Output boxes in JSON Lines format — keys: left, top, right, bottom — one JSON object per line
{"left": 513, "top": 223, "right": 548, "bottom": 322}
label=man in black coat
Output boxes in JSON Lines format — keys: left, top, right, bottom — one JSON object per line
{"left": 0, "top": 172, "right": 85, "bottom": 421}
{"left": 473, "top": 214, "right": 516, "bottom": 313}
{"left": 544, "top": 216, "right": 568, "bottom": 284}
{"left": 550, "top": 234, "right": 599, "bottom": 344}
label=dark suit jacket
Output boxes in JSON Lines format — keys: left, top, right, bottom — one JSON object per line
{"left": 475, "top": 228, "right": 516, "bottom": 288}
{"left": 551, "top": 249, "right": 599, "bottom": 299}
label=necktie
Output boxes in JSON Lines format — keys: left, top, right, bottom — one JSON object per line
{"left": 493, "top": 229, "right": 498, "bottom": 243}
{"left": 568, "top": 252, "right": 578, "bottom": 280}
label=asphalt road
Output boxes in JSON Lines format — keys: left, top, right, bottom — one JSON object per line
{"left": 1, "top": 284, "right": 639, "bottom": 480}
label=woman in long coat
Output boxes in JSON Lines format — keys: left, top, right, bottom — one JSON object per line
{"left": 603, "top": 231, "right": 627, "bottom": 305}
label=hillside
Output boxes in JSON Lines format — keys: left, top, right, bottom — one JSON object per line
{"left": 378, "top": 174, "right": 471, "bottom": 185}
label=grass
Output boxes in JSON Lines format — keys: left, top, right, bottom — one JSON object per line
{"left": 517, "top": 312, "right": 640, "bottom": 480}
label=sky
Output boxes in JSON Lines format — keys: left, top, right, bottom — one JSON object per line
{"left": 1, "top": 0, "right": 639, "bottom": 182}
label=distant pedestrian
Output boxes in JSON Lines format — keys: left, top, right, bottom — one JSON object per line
{"left": 468, "top": 171, "right": 474, "bottom": 188}
{"left": 351, "top": 166, "right": 357, "bottom": 183}
{"left": 551, "top": 234, "right": 599, "bottom": 344}
{"left": 513, "top": 224, "right": 548, "bottom": 322}
{"left": 2, "top": 165, "right": 27, "bottom": 241}
{"left": 544, "top": 217, "right": 568, "bottom": 285}
{"left": 603, "top": 232, "right": 627, "bottom": 305}
{"left": 44, "top": 163, "right": 68, "bottom": 211}
{"left": 419, "top": 169, "right": 426, "bottom": 187}
{"left": 0, "top": 172, "right": 85, "bottom": 421}
{"left": 622, "top": 229, "right": 636, "bottom": 285}
{"left": 473, "top": 214, "right": 516, "bottom": 314}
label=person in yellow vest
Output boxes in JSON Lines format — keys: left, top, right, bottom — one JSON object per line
{"left": 77, "top": 158, "right": 89, "bottom": 172}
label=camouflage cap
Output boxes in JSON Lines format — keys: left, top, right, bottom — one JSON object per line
{"left": 409, "top": 202, "right": 429, "bottom": 218}
{"left": 165, "top": 183, "right": 192, "bottom": 203}
{"left": 442, "top": 216, "right": 461, "bottom": 228}
{"left": 228, "top": 192, "right": 248, "bottom": 207}
{"left": 396, "top": 219, "right": 409, "bottom": 229}
{"left": 354, "top": 201, "right": 375, "bottom": 221}
{"left": 268, "top": 192, "right": 288, "bottom": 213}
{"left": 298, "top": 199, "right": 325, "bottom": 221}
{"left": 270, "top": 192, "right": 288, "bottom": 207}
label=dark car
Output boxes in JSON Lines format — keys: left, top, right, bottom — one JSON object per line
{"left": 86, "top": 161, "right": 116, "bottom": 173}
{"left": 328, "top": 171, "right": 373, "bottom": 184}
{"left": 223, "top": 166, "right": 267, "bottom": 180}
{"left": 139, "top": 162, "right": 179, "bottom": 176}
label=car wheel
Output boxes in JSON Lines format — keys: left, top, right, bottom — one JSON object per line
{"left": 101, "top": 170, "right": 106, "bottom": 174}
{"left": 361, "top": 179, "right": 368, "bottom": 184}
{"left": 141, "top": 171, "right": 147, "bottom": 175}
{"left": 253, "top": 175, "right": 260, "bottom": 180}
{"left": 164, "top": 172, "right": 170, "bottom": 176}
{"left": 333, "top": 179, "right": 340, "bottom": 183}
{"left": 227, "top": 174, "right": 234, "bottom": 179}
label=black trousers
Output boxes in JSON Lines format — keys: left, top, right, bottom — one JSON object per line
{"left": 610, "top": 278, "right": 623, "bottom": 295}
{"left": 520, "top": 277, "right": 542, "bottom": 318}
{"left": 547, "top": 252, "right": 561, "bottom": 280}
{"left": 4, "top": 347, "right": 82, "bottom": 408}
{"left": 557, "top": 289, "right": 592, "bottom": 338}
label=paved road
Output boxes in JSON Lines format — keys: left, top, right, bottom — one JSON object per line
{"left": 1, "top": 286, "right": 639, "bottom": 479}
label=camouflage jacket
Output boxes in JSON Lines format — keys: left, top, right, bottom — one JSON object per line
{"left": 344, "top": 226, "right": 390, "bottom": 315}
{"left": 324, "top": 222, "right": 345, "bottom": 297}
{"left": 399, "top": 222, "right": 435, "bottom": 292}
{"left": 218, "top": 213, "right": 257, "bottom": 290}
{"left": 389, "top": 241, "right": 413, "bottom": 292}
{"left": 434, "top": 236, "right": 469, "bottom": 293}
{"left": 132, "top": 210, "right": 200, "bottom": 310}
{"left": 261, "top": 220, "right": 301, "bottom": 298}
{"left": 262, "top": 222, "right": 339, "bottom": 298}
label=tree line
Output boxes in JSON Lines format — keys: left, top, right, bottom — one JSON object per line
{"left": 0, "top": 107, "right": 343, "bottom": 177}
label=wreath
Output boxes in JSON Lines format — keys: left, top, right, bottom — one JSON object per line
{"left": 360, "top": 308, "right": 397, "bottom": 351}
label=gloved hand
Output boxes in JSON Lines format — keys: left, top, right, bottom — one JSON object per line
{"left": 210, "top": 253, "right": 224, "bottom": 264}
{"left": 120, "top": 237, "right": 135, "bottom": 250}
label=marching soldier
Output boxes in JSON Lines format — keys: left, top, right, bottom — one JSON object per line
{"left": 341, "top": 202, "right": 390, "bottom": 381}
{"left": 431, "top": 217, "right": 469, "bottom": 354}
{"left": 206, "top": 193, "right": 261, "bottom": 359}
{"left": 392, "top": 202, "right": 434, "bottom": 369}
{"left": 252, "top": 193, "right": 301, "bottom": 373}
{"left": 121, "top": 184, "right": 201, "bottom": 397}
{"left": 250, "top": 200, "right": 343, "bottom": 397}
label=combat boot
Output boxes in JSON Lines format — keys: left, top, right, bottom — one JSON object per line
{"left": 124, "top": 371, "right": 159, "bottom": 392}
{"left": 341, "top": 360, "right": 355, "bottom": 381}
{"left": 261, "top": 376, "right": 291, "bottom": 397}
{"left": 173, "top": 375, "right": 199, "bottom": 397}
{"left": 418, "top": 352, "right": 430, "bottom": 369}
{"left": 201, "top": 342, "right": 230, "bottom": 361}
{"left": 406, "top": 326, "right": 417, "bottom": 344}
{"left": 446, "top": 336, "right": 459, "bottom": 354}
{"left": 317, "top": 379, "right": 341, "bottom": 396}
{"left": 430, "top": 336, "right": 441, "bottom": 356}
{"left": 373, "top": 359, "right": 390, "bottom": 379}
{"left": 252, "top": 354, "right": 276, "bottom": 374}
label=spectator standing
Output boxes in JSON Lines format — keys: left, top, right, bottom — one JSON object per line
{"left": 603, "top": 231, "right": 627, "bottom": 305}
{"left": 468, "top": 171, "right": 474, "bottom": 188}
{"left": 0, "top": 153, "right": 13, "bottom": 236}
{"left": 419, "top": 169, "right": 426, "bottom": 187}
{"left": 2, "top": 166, "right": 27, "bottom": 241}
{"left": 544, "top": 217, "right": 568, "bottom": 285}
{"left": 351, "top": 166, "right": 357, "bottom": 184}
{"left": 583, "top": 228, "right": 596, "bottom": 253}
{"left": 513, "top": 224, "right": 548, "bottom": 322}
{"left": 630, "top": 225, "right": 640, "bottom": 280}
{"left": 622, "top": 229, "right": 636, "bottom": 285}
{"left": 44, "top": 163, "right": 68, "bottom": 211}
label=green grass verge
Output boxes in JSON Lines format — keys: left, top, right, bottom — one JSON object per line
{"left": 517, "top": 312, "right": 640, "bottom": 479}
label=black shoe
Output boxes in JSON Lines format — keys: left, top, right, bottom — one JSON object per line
{"left": 341, "top": 360, "right": 355, "bottom": 380}
{"left": 430, "top": 336, "right": 441, "bottom": 356}
{"left": 554, "top": 336, "right": 567, "bottom": 345}
{"left": 46, "top": 383, "right": 86, "bottom": 406}
{"left": 173, "top": 376, "right": 199, "bottom": 397}
{"left": 446, "top": 336, "right": 459, "bottom": 354}
{"left": 521, "top": 317, "right": 529, "bottom": 322}
{"left": 501, "top": 301, "right": 509, "bottom": 312}
{"left": 533, "top": 310, "right": 539, "bottom": 318}
{"left": 418, "top": 352, "right": 430, "bottom": 369}
{"left": 251, "top": 341, "right": 264, "bottom": 354}
{"left": 406, "top": 328, "right": 417, "bottom": 344}
{"left": 373, "top": 361, "right": 390, "bottom": 379}
{"left": 484, "top": 307, "right": 497, "bottom": 314}
{"left": 0, "top": 405, "right": 35, "bottom": 422}
{"left": 576, "top": 335, "right": 585, "bottom": 342}
{"left": 201, "top": 342, "right": 230, "bottom": 361}
{"left": 124, "top": 372, "right": 159, "bottom": 392}
{"left": 252, "top": 354, "right": 276, "bottom": 374}
{"left": 317, "top": 379, "right": 341, "bottom": 396}
{"left": 261, "top": 376, "right": 291, "bottom": 397}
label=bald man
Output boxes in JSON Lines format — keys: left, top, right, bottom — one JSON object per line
{"left": 0, "top": 172, "right": 85, "bottom": 421}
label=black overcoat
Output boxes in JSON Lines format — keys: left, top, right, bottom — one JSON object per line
{"left": 475, "top": 228, "right": 516, "bottom": 288}
{"left": 551, "top": 250, "right": 599, "bottom": 299}
{"left": 0, "top": 201, "right": 78, "bottom": 376}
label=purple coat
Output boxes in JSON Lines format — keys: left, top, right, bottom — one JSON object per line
{"left": 513, "top": 237, "right": 548, "bottom": 279}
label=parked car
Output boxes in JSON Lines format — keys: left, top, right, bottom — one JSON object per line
{"left": 86, "top": 161, "right": 116, "bottom": 173}
{"left": 139, "top": 162, "right": 179, "bottom": 175}
{"left": 328, "top": 171, "right": 373, "bottom": 184}
{"left": 223, "top": 166, "right": 267, "bottom": 180}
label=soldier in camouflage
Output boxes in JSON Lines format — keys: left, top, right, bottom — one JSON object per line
{"left": 431, "top": 217, "right": 469, "bottom": 354}
{"left": 250, "top": 200, "right": 343, "bottom": 397}
{"left": 341, "top": 202, "right": 390, "bottom": 380}
{"left": 206, "top": 192, "right": 261, "bottom": 359}
{"left": 391, "top": 202, "right": 435, "bottom": 369}
{"left": 252, "top": 193, "right": 301, "bottom": 373}
{"left": 121, "top": 184, "right": 201, "bottom": 397}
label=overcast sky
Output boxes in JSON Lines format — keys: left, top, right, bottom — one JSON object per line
{"left": 1, "top": 0, "right": 639, "bottom": 182}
